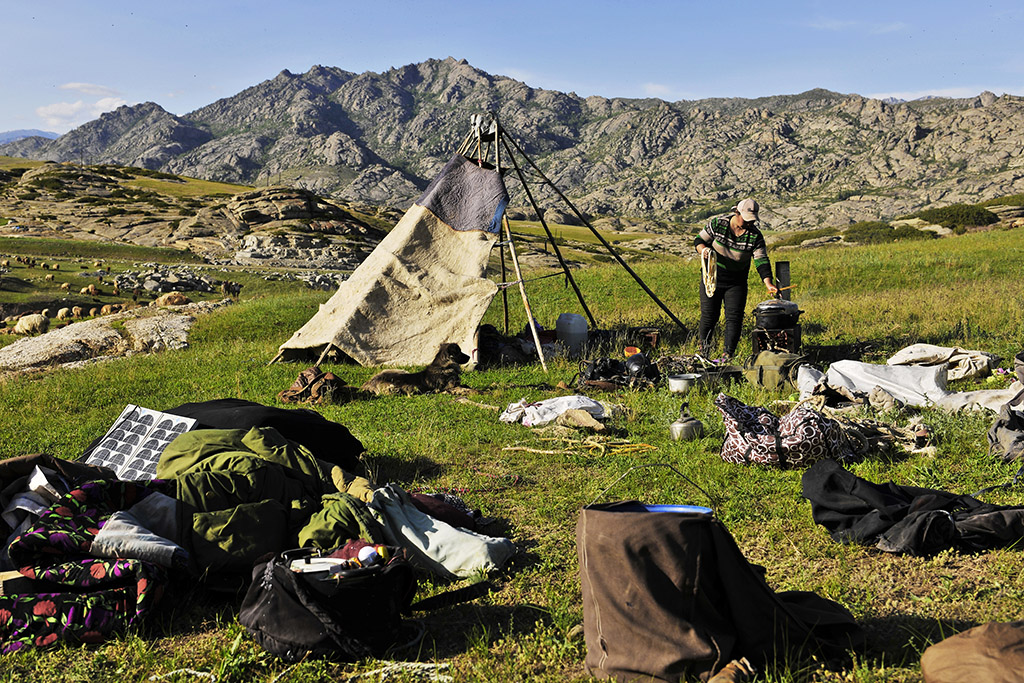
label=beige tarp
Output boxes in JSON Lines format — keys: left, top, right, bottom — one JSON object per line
{"left": 275, "top": 154, "right": 507, "bottom": 367}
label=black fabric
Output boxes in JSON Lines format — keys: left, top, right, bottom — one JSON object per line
{"left": 802, "top": 459, "right": 1024, "bottom": 555}
{"left": 164, "top": 399, "right": 364, "bottom": 472}
{"left": 577, "top": 502, "right": 861, "bottom": 682}
{"left": 239, "top": 547, "right": 416, "bottom": 662}
{"left": 987, "top": 351, "right": 1024, "bottom": 462}
{"left": 698, "top": 275, "right": 748, "bottom": 357}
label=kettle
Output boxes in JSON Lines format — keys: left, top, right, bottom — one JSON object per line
{"left": 670, "top": 403, "right": 705, "bottom": 441}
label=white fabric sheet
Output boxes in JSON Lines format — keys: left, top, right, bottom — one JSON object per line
{"left": 499, "top": 395, "right": 608, "bottom": 427}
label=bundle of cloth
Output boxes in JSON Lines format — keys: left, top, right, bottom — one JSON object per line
{"left": 0, "top": 399, "right": 515, "bottom": 653}
{"left": 797, "top": 347, "right": 1023, "bottom": 413}
{"left": 802, "top": 459, "right": 1024, "bottom": 556}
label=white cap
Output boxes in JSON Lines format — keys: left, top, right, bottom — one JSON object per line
{"left": 735, "top": 198, "right": 759, "bottom": 222}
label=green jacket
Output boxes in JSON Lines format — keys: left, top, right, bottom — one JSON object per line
{"left": 158, "top": 427, "right": 383, "bottom": 576}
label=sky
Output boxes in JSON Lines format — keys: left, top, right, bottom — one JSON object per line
{"left": 2, "top": 0, "right": 1022, "bottom": 135}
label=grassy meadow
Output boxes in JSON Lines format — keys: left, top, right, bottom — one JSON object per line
{"left": 0, "top": 226, "right": 1022, "bottom": 682}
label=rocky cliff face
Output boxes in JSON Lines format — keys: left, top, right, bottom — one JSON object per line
{"left": 4, "top": 58, "right": 1023, "bottom": 231}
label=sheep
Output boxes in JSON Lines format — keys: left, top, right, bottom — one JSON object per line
{"left": 86, "top": 284, "right": 99, "bottom": 296}
{"left": 13, "top": 314, "right": 49, "bottom": 336}
{"left": 152, "top": 292, "right": 191, "bottom": 307}
{"left": 44, "top": 273, "right": 54, "bottom": 282}
{"left": 71, "top": 306, "right": 83, "bottom": 318}
{"left": 112, "top": 285, "right": 120, "bottom": 296}
{"left": 60, "top": 282, "right": 70, "bottom": 292}
{"left": 41, "top": 263, "right": 49, "bottom": 270}
{"left": 0, "top": 259, "right": 8, "bottom": 268}
{"left": 80, "top": 287, "right": 89, "bottom": 295}
{"left": 56, "top": 307, "right": 72, "bottom": 320}
{"left": 93, "top": 260, "right": 102, "bottom": 268}
{"left": 51, "top": 263, "right": 59, "bottom": 270}
{"left": 41, "top": 308, "right": 52, "bottom": 319}
{"left": 100, "top": 304, "right": 113, "bottom": 315}
{"left": 88, "top": 307, "right": 99, "bottom": 317}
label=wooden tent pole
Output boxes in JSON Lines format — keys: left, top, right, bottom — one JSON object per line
{"left": 494, "top": 116, "right": 510, "bottom": 334}
{"left": 503, "top": 213, "right": 548, "bottom": 373}
{"left": 500, "top": 136, "right": 597, "bottom": 330}
{"left": 503, "top": 133, "right": 687, "bottom": 331}
{"left": 499, "top": 238, "right": 509, "bottom": 334}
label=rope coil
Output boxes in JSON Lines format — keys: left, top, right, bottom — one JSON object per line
{"left": 700, "top": 247, "right": 717, "bottom": 297}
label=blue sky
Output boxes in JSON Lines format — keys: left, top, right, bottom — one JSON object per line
{"left": 2, "top": 0, "right": 1022, "bottom": 134}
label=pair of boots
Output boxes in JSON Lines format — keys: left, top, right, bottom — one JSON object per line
{"left": 277, "top": 366, "right": 347, "bottom": 404}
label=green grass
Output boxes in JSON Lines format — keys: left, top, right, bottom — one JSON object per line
{"left": 508, "top": 219, "right": 664, "bottom": 245}
{"left": 0, "top": 236, "right": 202, "bottom": 263}
{"left": 0, "top": 156, "right": 46, "bottom": 172}
{"left": 1, "top": 227, "right": 1023, "bottom": 681}
{"left": 125, "top": 176, "right": 252, "bottom": 198}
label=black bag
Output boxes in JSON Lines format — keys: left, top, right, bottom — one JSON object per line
{"left": 239, "top": 547, "right": 417, "bottom": 662}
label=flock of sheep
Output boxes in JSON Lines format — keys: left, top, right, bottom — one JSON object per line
{"left": 1, "top": 258, "right": 144, "bottom": 337}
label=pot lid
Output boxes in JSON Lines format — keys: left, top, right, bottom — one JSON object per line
{"left": 754, "top": 299, "right": 801, "bottom": 313}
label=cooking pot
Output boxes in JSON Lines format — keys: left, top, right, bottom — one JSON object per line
{"left": 753, "top": 299, "right": 802, "bottom": 329}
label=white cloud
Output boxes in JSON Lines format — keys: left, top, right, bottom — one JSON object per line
{"left": 59, "top": 82, "right": 120, "bottom": 97}
{"left": 642, "top": 83, "right": 674, "bottom": 98}
{"left": 804, "top": 18, "right": 858, "bottom": 31}
{"left": 804, "top": 18, "right": 908, "bottom": 35}
{"left": 869, "top": 22, "right": 908, "bottom": 34}
{"left": 36, "top": 96, "right": 129, "bottom": 129}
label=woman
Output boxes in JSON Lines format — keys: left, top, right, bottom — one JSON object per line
{"left": 693, "top": 198, "right": 778, "bottom": 360}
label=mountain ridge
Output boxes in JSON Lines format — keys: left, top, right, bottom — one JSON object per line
{"left": 2, "top": 57, "right": 1021, "bottom": 231}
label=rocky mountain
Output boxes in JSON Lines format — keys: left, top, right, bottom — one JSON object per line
{"left": 3, "top": 58, "right": 1023, "bottom": 231}
{"left": 0, "top": 129, "right": 59, "bottom": 145}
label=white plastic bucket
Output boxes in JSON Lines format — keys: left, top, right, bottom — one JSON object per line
{"left": 556, "top": 313, "right": 588, "bottom": 358}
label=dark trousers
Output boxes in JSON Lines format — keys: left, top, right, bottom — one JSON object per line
{"left": 698, "top": 276, "right": 748, "bottom": 357}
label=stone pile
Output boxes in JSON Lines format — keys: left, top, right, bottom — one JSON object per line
{"left": 232, "top": 233, "right": 373, "bottom": 270}
{"left": 115, "top": 267, "right": 217, "bottom": 294}
{"left": 263, "top": 271, "right": 344, "bottom": 291}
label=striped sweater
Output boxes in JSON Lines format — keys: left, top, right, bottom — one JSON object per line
{"left": 693, "top": 214, "right": 773, "bottom": 282}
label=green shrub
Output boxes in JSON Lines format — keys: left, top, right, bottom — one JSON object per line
{"left": 690, "top": 204, "right": 731, "bottom": 222}
{"left": 844, "top": 220, "right": 933, "bottom": 244}
{"left": 912, "top": 204, "right": 999, "bottom": 229}
{"left": 980, "top": 193, "right": 1024, "bottom": 207}
{"left": 771, "top": 227, "right": 839, "bottom": 248}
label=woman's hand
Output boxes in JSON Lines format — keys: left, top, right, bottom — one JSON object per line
{"left": 764, "top": 280, "right": 779, "bottom": 296}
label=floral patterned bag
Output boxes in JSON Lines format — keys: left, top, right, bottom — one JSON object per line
{"left": 714, "top": 393, "right": 854, "bottom": 468}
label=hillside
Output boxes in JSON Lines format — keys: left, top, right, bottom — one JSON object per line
{"left": 0, "top": 159, "right": 395, "bottom": 264}
{"left": 2, "top": 59, "right": 1023, "bottom": 231}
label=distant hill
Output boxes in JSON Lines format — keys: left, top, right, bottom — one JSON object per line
{"left": 2, "top": 58, "right": 1022, "bottom": 231}
{"left": 0, "top": 129, "right": 59, "bottom": 145}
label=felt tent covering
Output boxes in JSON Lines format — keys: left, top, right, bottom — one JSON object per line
{"left": 274, "top": 153, "right": 509, "bottom": 367}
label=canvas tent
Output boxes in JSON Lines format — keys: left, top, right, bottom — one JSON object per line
{"left": 273, "top": 114, "right": 683, "bottom": 369}
{"left": 273, "top": 153, "right": 509, "bottom": 367}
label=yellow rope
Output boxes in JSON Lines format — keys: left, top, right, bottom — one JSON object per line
{"left": 700, "top": 247, "right": 717, "bottom": 297}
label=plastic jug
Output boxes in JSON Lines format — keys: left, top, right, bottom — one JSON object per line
{"left": 556, "top": 313, "right": 588, "bottom": 358}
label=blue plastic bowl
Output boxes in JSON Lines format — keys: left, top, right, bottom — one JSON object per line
{"left": 642, "top": 504, "right": 713, "bottom": 515}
